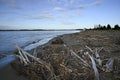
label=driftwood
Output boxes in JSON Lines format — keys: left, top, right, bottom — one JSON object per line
{"left": 16, "top": 46, "right": 53, "bottom": 71}
{"left": 15, "top": 45, "right": 114, "bottom": 80}
{"left": 64, "top": 44, "right": 91, "bottom": 68}
{"left": 86, "top": 52, "right": 99, "bottom": 80}
{"left": 105, "top": 58, "right": 114, "bottom": 72}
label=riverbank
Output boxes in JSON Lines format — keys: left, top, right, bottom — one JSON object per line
{"left": 32, "top": 30, "right": 120, "bottom": 58}
{"left": 60, "top": 30, "right": 120, "bottom": 57}
{"left": 1, "top": 30, "right": 120, "bottom": 80}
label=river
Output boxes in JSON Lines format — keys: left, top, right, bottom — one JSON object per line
{"left": 0, "top": 30, "right": 79, "bottom": 54}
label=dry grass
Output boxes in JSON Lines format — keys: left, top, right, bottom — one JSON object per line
{"left": 12, "top": 44, "right": 120, "bottom": 80}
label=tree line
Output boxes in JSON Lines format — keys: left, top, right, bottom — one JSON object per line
{"left": 92, "top": 24, "right": 120, "bottom": 30}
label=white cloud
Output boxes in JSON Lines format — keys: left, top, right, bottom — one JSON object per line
{"left": 0, "top": 0, "right": 34, "bottom": 10}
{"left": 53, "top": 0, "right": 102, "bottom": 12}
{"left": 91, "top": 0, "right": 102, "bottom": 6}
{"left": 28, "top": 10, "right": 82, "bottom": 20}
{"left": 30, "top": 12, "right": 54, "bottom": 19}
{"left": 48, "top": 0, "right": 84, "bottom": 4}
{"left": 53, "top": 7, "right": 66, "bottom": 11}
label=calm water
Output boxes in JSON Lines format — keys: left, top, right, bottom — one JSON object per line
{"left": 0, "top": 30, "right": 79, "bottom": 54}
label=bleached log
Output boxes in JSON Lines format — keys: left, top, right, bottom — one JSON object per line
{"left": 86, "top": 52, "right": 99, "bottom": 80}
{"left": 70, "top": 50, "right": 91, "bottom": 68}
{"left": 64, "top": 44, "right": 90, "bottom": 68}
{"left": 95, "top": 49, "right": 102, "bottom": 66}
{"left": 18, "top": 49, "right": 28, "bottom": 64}
{"left": 98, "top": 47, "right": 103, "bottom": 53}
{"left": 16, "top": 46, "right": 30, "bottom": 63}
{"left": 86, "top": 46, "right": 94, "bottom": 54}
{"left": 16, "top": 46, "right": 52, "bottom": 71}
{"left": 21, "top": 49, "right": 30, "bottom": 63}
{"left": 22, "top": 49, "right": 51, "bottom": 71}
{"left": 33, "top": 48, "right": 37, "bottom": 57}
{"left": 105, "top": 58, "right": 114, "bottom": 72}
{"left": 86, "top": 46, "right": 102, "bottom": 66}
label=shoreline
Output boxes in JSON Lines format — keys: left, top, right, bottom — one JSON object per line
{"left": 0, "top": 30, "right": 80, "bottom": 54}
{"left": 1, "top": 30, "right": 120, "bottom": 80}
{"left": 34, "top": 30, "right": 120, "bottom": 57}
{"left": 27, "top": 30, "right": 80, "bottom": 53}
{"left": 0, "top": 30, "right": 80, "bottom": 80}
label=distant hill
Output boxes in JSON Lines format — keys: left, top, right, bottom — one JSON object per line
{"left": 0, "top": 29, "right": 82, "bottom": 31}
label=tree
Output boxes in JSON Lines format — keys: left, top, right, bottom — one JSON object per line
{"left": 107, "top": 24, "right": 111, "bottom": 30}
{"left": 114, "top": 24, "right": 120, "bottom": 30}
{"left": 103, "top": 26, "right": 106, "bottom": 30}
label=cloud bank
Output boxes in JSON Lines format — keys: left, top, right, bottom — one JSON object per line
{"left": 53, "top": 0, "right": 102, "bottom": 11}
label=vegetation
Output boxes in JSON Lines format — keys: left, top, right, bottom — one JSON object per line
{"left": 13, "top": 49, "right": 19, "bottom": 55}
{"left": 92, "top": 24, "right": 120, "bottom": 30}
{"left": 13, "top": 45, "right": 116, "bottom": 80}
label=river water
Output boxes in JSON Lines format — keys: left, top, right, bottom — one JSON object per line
{"left": 0, "top": 30, "right": 79, "bottom": 54}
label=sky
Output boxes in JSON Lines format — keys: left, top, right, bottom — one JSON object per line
{"left": 0, "top": 0, "right": 120, "bottom": 29}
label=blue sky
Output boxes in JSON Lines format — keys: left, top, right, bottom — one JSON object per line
{"left": 0, "top": 0, "right": 120, "bottom": 29}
